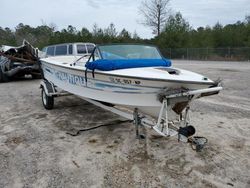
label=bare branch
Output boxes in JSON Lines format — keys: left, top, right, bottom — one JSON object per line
{"left": 139, "top": 0, "right": 171, "bottom": 36}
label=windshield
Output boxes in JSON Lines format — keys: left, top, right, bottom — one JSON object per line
{"left": 98, "top": 44, "right": 162, "bottom": 60}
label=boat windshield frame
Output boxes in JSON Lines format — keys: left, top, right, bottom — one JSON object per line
{"left": 87, "top": 44, "right": 164, "bottom": 62}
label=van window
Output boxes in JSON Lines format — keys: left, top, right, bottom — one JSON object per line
{"left": 87, "top": 44, "right": 95, "bottom": 54}
{"left": 77, "top": 45, "right": 87, "bottom": 54}
{"left": 47, "top": 46, "right": 55, "bottom": 56}
{"left": 68, "top": 45, "right": 73, "bottom": 54}
{"left": 55, "top": 45, "right": 67, "bottom": 55}
{"left": 42, "top": 47, "right": 47, "bottom": 52}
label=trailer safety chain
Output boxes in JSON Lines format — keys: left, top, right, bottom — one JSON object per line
{"left": 66, "top": 119, "right": 133, "bottom": 136}
{"left": 188, "top": 136, "right": 208, "bottom": 152}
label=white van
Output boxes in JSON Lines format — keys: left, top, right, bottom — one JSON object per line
{"left": 41, "top": 43, "right": 95, "bottom": 57}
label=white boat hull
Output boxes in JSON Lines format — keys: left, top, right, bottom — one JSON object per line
{"left": 41, "top": 60, "right": 214, "bottom": 119}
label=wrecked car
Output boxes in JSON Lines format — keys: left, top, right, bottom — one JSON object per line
{"left": 0, "top": 40, "right": 41, "bottom": 82}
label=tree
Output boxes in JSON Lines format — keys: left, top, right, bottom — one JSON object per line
{"left": 119, "top": 29, "right": 129, "bottom": 37}
{"left": 118, "top": 29, "right": 131, "bottom": 39}
{"left": 212, "top": 22, "right": 225, "bottom": 47}
{"left": 157, "top": 12, "right": 190, "bottom": 48}
{"left": 92, "top": 23, "right": 103, "bottom": 37}
{"left": 245, "top": 15, "right": 250, "bottom": 25}
{"left": 67, "top": 25, "right": 77, "bottom": 34}
{"left": 139, "top": 0, "right": 171, "bottom": 36}
{"left": 104, "top": 23, "right": 117, "bottom": 38}
{"left": 189, "top": 26, "right": 214, "bottom": 48}
{"left": 133, "top": 31, "right": 140, "bottom": 40}
{"left": 80, "top": 27, "right": 92, "bottom": 39}
{"left": 0, "top": 27, "right": 16, "bottom": 46}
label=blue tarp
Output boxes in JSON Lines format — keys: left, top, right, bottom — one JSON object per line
{"left": 85, "top": 58, "right": 172, "bottom": 71}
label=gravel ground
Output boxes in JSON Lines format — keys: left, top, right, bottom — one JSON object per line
{"left": 0, "top": 60, "right": 250, "bottom": 188}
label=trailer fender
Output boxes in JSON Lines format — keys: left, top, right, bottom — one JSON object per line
{"left": 40, "top": 80, "right": 55, "bottom": 96}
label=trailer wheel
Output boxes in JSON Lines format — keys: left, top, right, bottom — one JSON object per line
{"left": 41, "top": 87, "right": 54, "bottom": 110}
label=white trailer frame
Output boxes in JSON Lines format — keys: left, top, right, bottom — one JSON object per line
{"left": 40, "top": 79, "right": 222, "bottom": 138}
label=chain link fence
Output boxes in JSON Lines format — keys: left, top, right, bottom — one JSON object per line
{"left": 160, "top": 47, "right": 250, "bottom": 61}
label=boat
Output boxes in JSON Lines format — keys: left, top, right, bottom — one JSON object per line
{"left": 40, "top": 43, "right": 222, "bottom": 138}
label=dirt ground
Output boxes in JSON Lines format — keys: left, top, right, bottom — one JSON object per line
{"left": 0, "top": 60, "right": 250, "bottom": 188}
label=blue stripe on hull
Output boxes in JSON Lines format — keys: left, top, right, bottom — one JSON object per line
{"left": 43, "top": 65, "right": 159, "bottom": 94}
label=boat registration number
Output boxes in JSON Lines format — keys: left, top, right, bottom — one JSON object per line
{"left": 109, "top": 77, "right": 141, "bottom": 85}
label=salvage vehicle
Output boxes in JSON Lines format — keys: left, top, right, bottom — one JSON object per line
{"left": 0, "top": 40, "right": 40, "bottom": 82}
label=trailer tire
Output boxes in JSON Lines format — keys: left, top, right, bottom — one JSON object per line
{"left": 41, "top": 87, "right": 54, "bottom": 110}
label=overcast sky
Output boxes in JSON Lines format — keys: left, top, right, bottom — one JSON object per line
{"left": 1, "top": 0, "right": 250, "bottom": 39}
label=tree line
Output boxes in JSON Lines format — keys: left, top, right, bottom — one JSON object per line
{"left": 0, "top": 23, "right": 144, "bottom": 49}
{"left": 155, "top": 13, "right": 250, "bottom": 49}
{"left": 0, "top": 13, "right": 250, "bottom": 52}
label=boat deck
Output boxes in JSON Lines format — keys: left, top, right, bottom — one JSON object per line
{"left": 42, "top": 55, "right": 214, "bottom": 83}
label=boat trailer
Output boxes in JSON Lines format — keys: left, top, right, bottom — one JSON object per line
{"left": 40, "top": 79, "right": 222, "bottom": 151}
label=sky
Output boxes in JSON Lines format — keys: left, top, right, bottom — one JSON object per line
{"left": 1, "top": 0, "right": 250, "bottom": 39}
